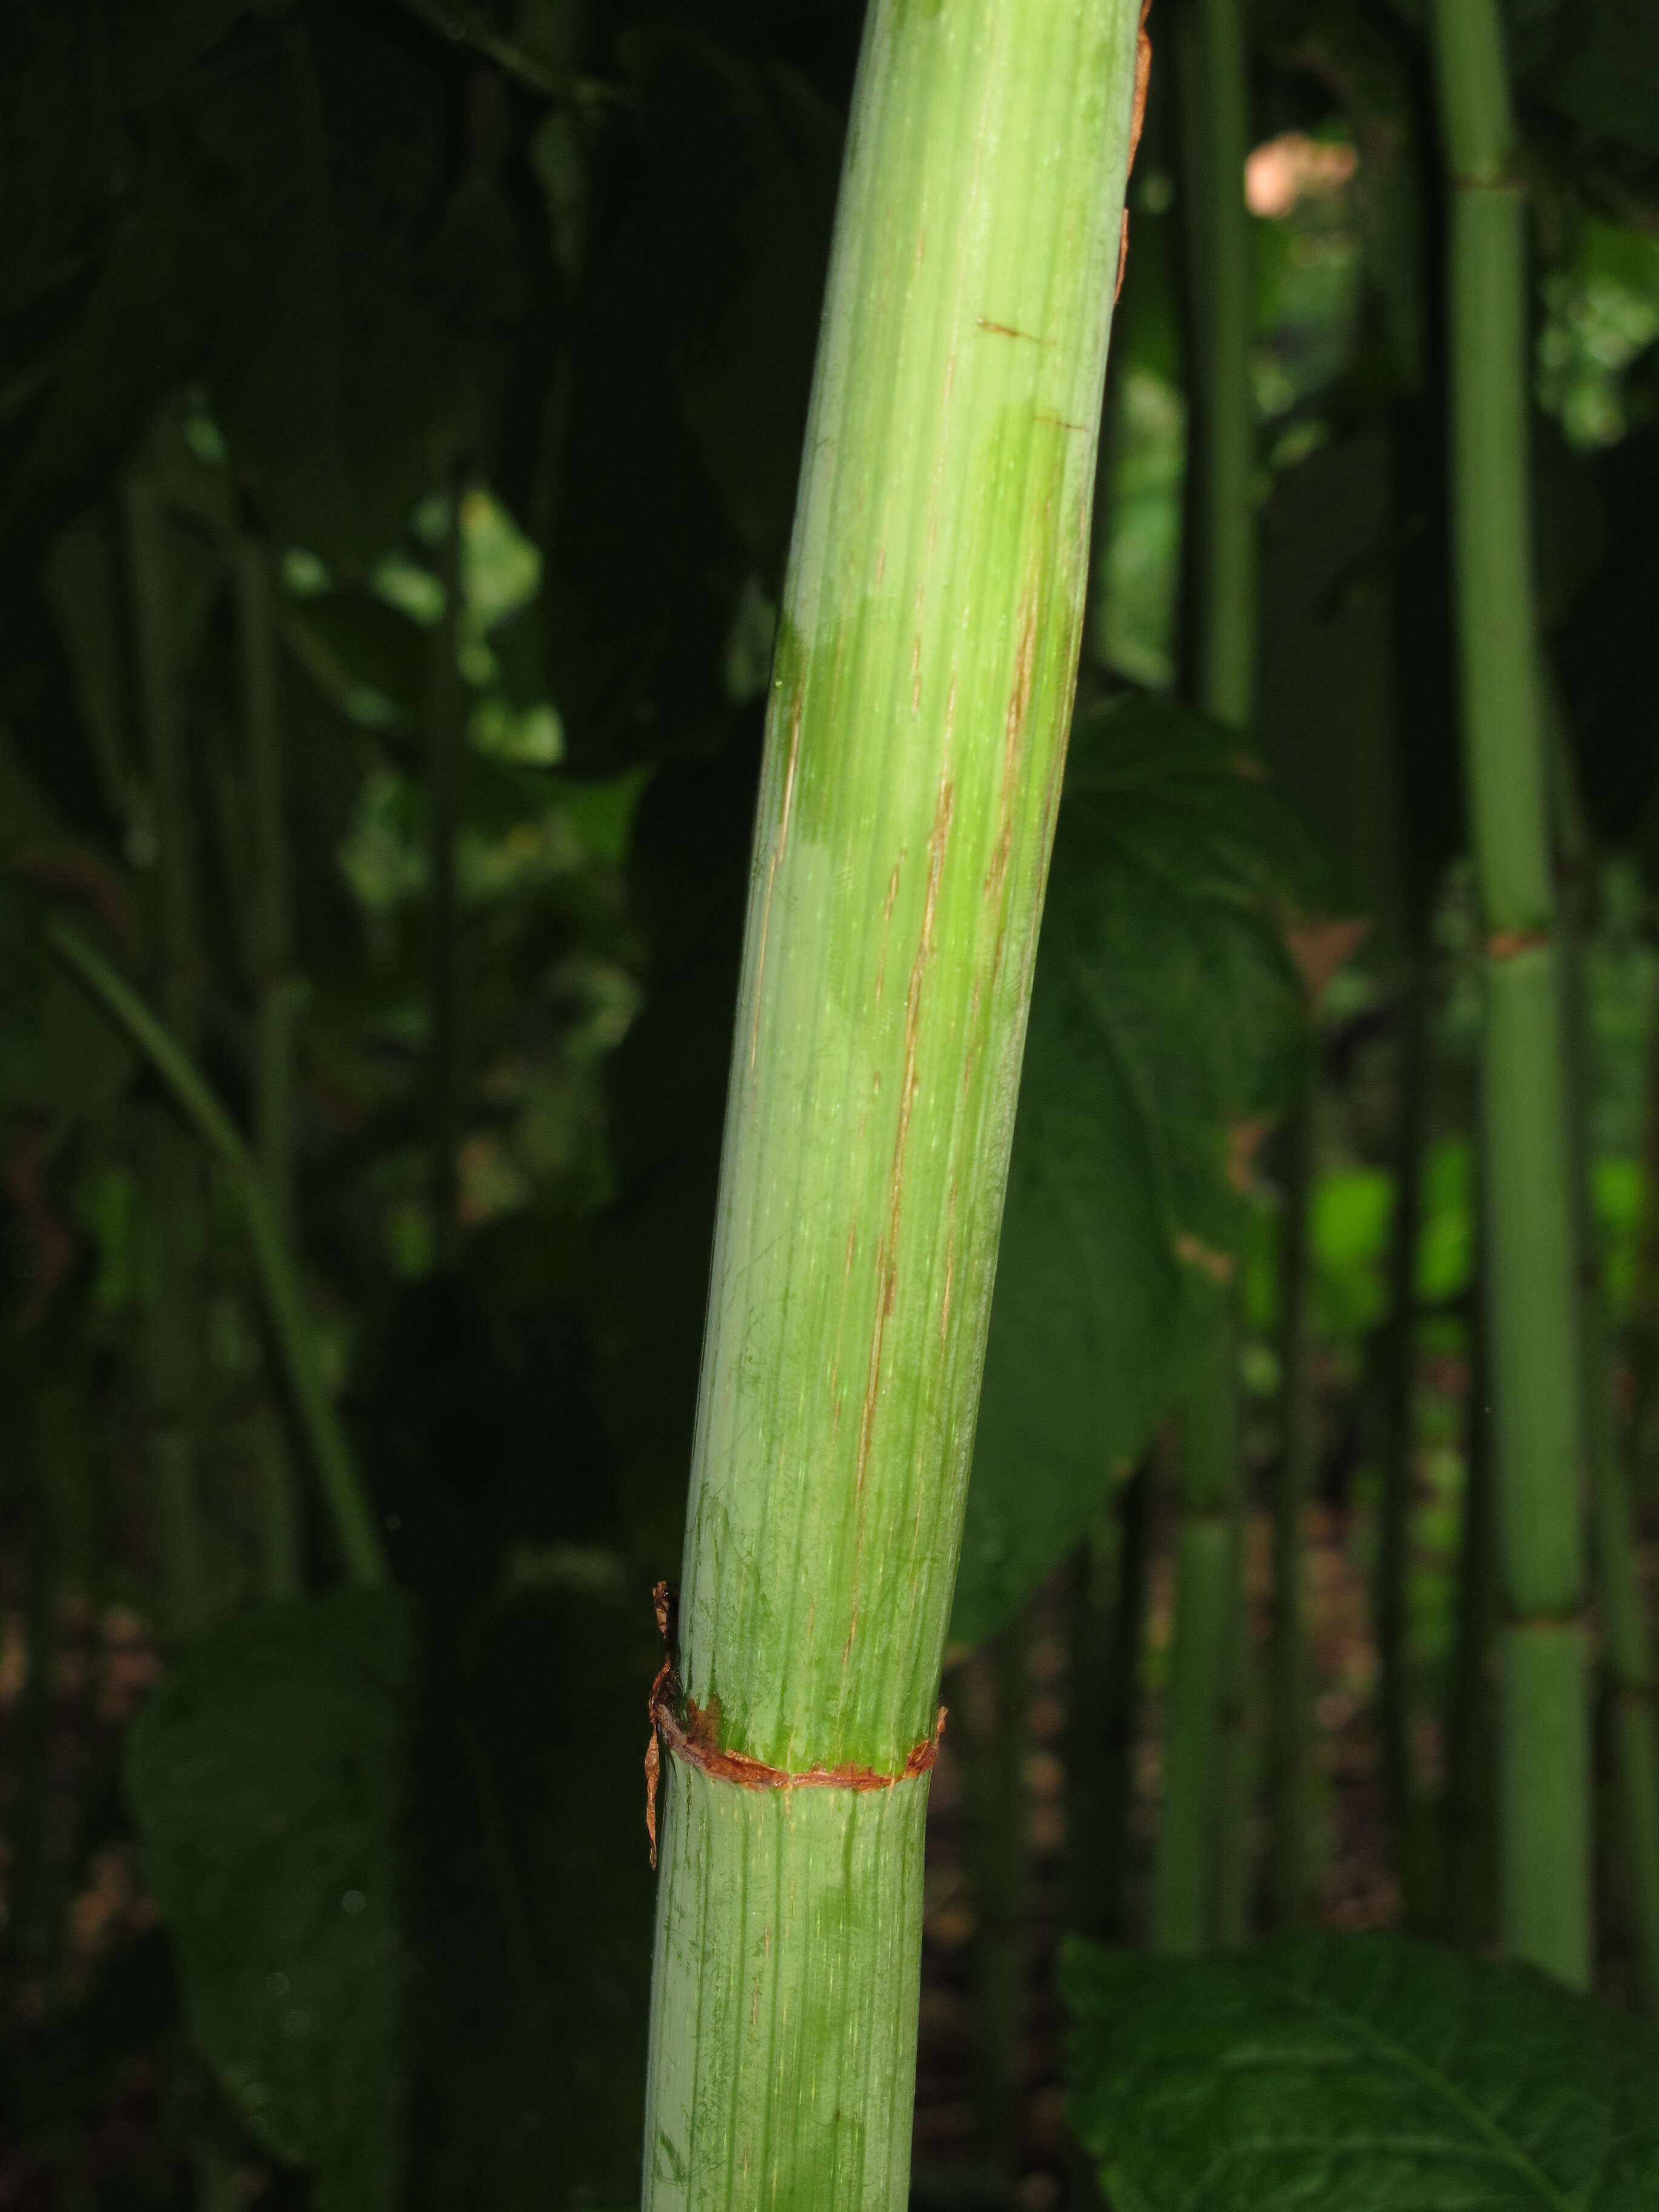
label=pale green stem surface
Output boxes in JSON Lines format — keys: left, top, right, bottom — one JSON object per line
{"left": 49, "top": 920, "right": 387, "bottom": 1591}
{"left": 643, "top": 2, "right": 1141, "bottom": 2203}
{"left": 1430, "top": 0, "right": 1589, "bottom": 1985}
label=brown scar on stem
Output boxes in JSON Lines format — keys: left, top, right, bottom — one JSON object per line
{"left": 1487, "top": 927, "right": 1551, "bottom": 961}
{"left": 647, "top": 1657, "right": 945, "bottom": 1851}
{"left": 1035, "top": 414, "right": 1091, "bottom": 434}
{"left": 976, "top": 318, "right": 1050, "bottom": 344}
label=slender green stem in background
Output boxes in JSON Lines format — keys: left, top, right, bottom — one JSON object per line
{"left": 1212, "top": 1466, "right": 1255, "bottom": 1948}
{"left": 1157, "top": 0, "right": 1257, "bottom": 1957}
{"left": 1442, "top": 1270, "right": 1498, "bottom": 1948}
{"left": 235, "top": 530, "right": 303, "bottom": 1601}
{"left": 642, "top": 5, "right": 1142, "bottom": 2201}
{"left": 427, "top": 466, "right": 466, "bottom": 1271}
{"left": 236, "top": 533, "right": 298, "bottom": 1244}
{"left": 1268, "top": 1058, "right": 1316, "bottom": 1932}
{"left": 1175, "top": 0, "right": 1253, "bottom": 728}
{"left": 48, "top": 919, "right": 387, "bottom": 1590}
{"left": 124, "top": 473, "right": 209, "bottom": 1640}
{"left": 967, "top": 1614, "right": 1030, "bottom": 2180}
{"left": 1376, "top": 960, "right": 1427, "bottom": 1909}
{"left": 1065, "top": 1465, "right": 1155, "bottom": 1948}
{"left": 1551, "top": 727, "right": 1659, "bottom": 2013}
{"left": 1154, "top": 1322, "right": 1236, "bottom": 1953}
{"left": 1429, "top": 0, "right": 1589, "bottom": 1986}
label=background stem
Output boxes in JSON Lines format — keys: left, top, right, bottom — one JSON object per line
{"left": 1429, "top": 0, "right": 1590, "bottom": 1985}
{"left": 427, "top": 465, "right": 466, "bottom": 1272}
{"left": 235, "top": 529, "right": 303, "bottom": 1601}
{"left": 49, "top": 920, "right": 387, "bottom": 1590}
{"left": 124, "top": 472, "right": 209, "bottom": 1641}
{"left": 1376, "top": 959, "right": 1427, "bottom": 1911}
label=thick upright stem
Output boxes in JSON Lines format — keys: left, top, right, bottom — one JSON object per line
{"left": 1154, "top": 1321, "right": 1236, "bottom": 1952}
{"left": 1429, "top": 0, "right": 1589, "bottom": 1985}
{"left": 427, "top": 469, "right": 466, "bottom": 1271}
{"left": 642, "top": 7, "right": 1142, "bottom": 2202}
{"left": 235, "top": 531, "right": 303, "bottom": 1601}
{"left": 1376, "top": 962, "right": 1427, "bottom": 1905}
{"left": 1267, "top": 1062, "right": 1316, "bottom": 1931}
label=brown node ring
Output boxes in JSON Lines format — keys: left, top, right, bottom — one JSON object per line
{"left": 643, "top": 1581, "right": 947, "bottom": 1867}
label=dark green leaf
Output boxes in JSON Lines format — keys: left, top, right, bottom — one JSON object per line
{"left": 952, "top": 695, "right": 1319, "bottom": 1646}
{"left": 127, "top": 1589, "right": 415, "bottom": 2211}
{"left": 1065, "top": 1933, "right": 1659, "bottom": 2210}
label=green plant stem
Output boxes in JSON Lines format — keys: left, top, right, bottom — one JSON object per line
{"left": 1065, "top": 1461, "right": 1155, "bottom": 1948}
{"left": 48, "top": 919, "right": 387, "bottom": 1590}
{"left": 968, "top": 1614, "right": 1030, "bottom": 2179}
{"left": 427, "top": 466, "right": 466, "bottom": 1271}
{"left": 1212, "top": 1465, "right": 1255, "bottom": 1948}
{"left": 1429, "top": 0, "right": 1589, "bottom": 1986}
{"left": 1155, "top": 0, "right": 1256, "bottom": 1960}
{"left": 125, "top": 472, "right": 209, "bottom": 1639}
{"left": 1154, "top": 1320, "right": 1236, "bottom": 1953}
{"left": 1552, "top": 736, "right": 1659, "bottom": 2013}
{"left": 1376, "top": 960, "right": 1427, "bottom": 1908}
{"left": 642, "top": 5, "right": 1142, "bottom": 2201}
{"left": 1443, "top": 1274, "right": 1498, "bottom": 1948}
{"left": 1267, "top": 1059, "right": 1316, "bottom": 1932}
{"left": 235, "top": 530, "right": 304, "bottom": 1601}
{"left": 1175, "top": 0, "right": 1253, "bottom": 728}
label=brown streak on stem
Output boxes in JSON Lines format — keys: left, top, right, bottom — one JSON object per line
{"left": 976, "top": 318, "right": 1050, "bottom": 344}
{"left": 748, "top": 686, "right": 805, "bottom": 1070}
{"left": 649, "top": 1674, "right": 946, "bottom": 1811}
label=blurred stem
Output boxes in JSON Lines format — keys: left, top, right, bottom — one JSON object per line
{"left": 48, "top": 919, "right": 387, "bottom": 1589}
{"left": 3, "top": 1456, "right": 58, "bottom": 2014}
{"left": 427, "top": 464, "right": 467, "bottom": 1271}
{"left": 968, "top": 1614, "right": 1029, "bottom": 2180}
{"left": 1153, "top": 1316, "right": 1238, "bottom": 1952}
{"left": 1376, "top": 959, "right": 1427, "bottom": 1910}
{"left": 1430, "top": 0, "right": 1590, "bottom": 1986}
{"left": 1066, "top": 1460, "right": 1155, "bottom": 1946}
{"left": 1443, "top": 1271, "right": 1498, "bottom": 1948}
{"left": 1213, "top": 1384, "right": 1255, "bottom": 1948}
{"left": 1175, "top": 0, "right": 1253, "bottom": 727}
{"left": 1267, "top": 1054, "right": 1316, "bottom": 1932}
{"left": 1552, "top": 715, "right": 1659, "bottom": 2013}
{"left": 1161, "top": 0, "right": 1256, "bottom": 1957}
{"left": 235, "top": 529, "right": 303, "bottom": 1601}
{"left": 124, "top": 472, "right": 208, "bottom": 1640}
